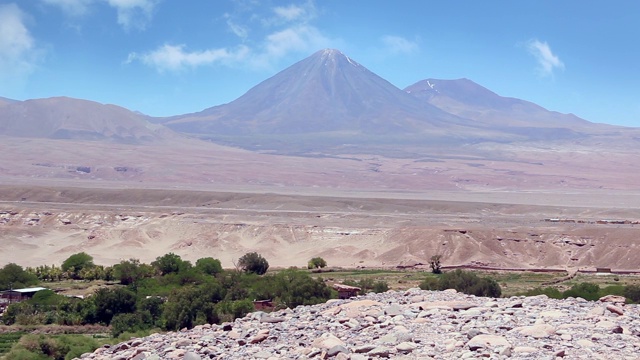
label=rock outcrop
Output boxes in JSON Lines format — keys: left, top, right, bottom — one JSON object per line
{"left": 79, "top": 289, "right": 640, "bottom": 359}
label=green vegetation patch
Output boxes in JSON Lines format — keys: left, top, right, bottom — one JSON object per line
{"left": 0, "top": 332, "right": 25, "bottom": 355}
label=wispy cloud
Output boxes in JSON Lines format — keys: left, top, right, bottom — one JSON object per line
{"left": 126, "top": 44, "right": 250, "bottom": 72}
{"left": 527, "top": 39, "right": 564, "bottom": 77}
{"left": 0, "top": 4, "right": 41, "bottom": 90}
{"left": 106, "top": 0, "right": 158, "bottom": 31}
{"left": 130, "top": 1, "right": 337, "bottom": 73}
{"left": 41, "top": 0, "right": 93, "bottom": 17}
{"left": 125, "top": 0, "right": 338, "bottom": 74}
{"left": 252, "top": 24, "right": 330, "bottom": 68}
{"left": 273, "top": 4, "right": 307, "bottom": 21}
{"left": 225, "top": 15, "right": 249, "bottom": 40}
{"left": 381, "top": 35, "right": 419, "bottom": 55}
{"left": 265, "top": 1, "right": 317, "bottom": 26}
{"left": 42, "top": 0, "right": 159, "bottom": 30}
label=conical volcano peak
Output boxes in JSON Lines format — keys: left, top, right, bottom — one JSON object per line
{"left": 313, "top": 48, "right": 362, "bottom": 68}
{"left": 317, "top": 48, "right": 344, "bottom": 58}
{"left": 166, "top": 48, "right": 461, "bottom": 136}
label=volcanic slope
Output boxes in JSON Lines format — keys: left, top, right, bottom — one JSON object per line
{"left": 404, "top": 78, "right": 612, "bottom": 139}
{"left": 0, "top": 97, "right": 172, "bottom": 143}
{"left": 163, "top": 49, "right": 489, "bottom": 139}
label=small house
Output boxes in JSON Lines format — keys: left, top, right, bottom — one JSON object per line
{"left": 0, "top": 287, "right": 49, "bottom": 303}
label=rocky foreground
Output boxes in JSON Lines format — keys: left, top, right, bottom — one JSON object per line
{"left": 79, "top": 289, "right": 640, "bottom": 360}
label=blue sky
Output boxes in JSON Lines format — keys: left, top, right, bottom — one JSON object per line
{"left": 1, "top": 1, "right": 639, "bottom": 127}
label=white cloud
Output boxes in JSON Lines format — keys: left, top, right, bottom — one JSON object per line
{"left": 129, "top": 1, "right": 336, "bottom": 72}
{"left": 41, "top": 0, "right": 94, "bottom": 17}
{"left": 259, "top": 25, "right": 329, "bottom": 63}
{"left": 0, "top": 3, "right": 41, "bottom": 90}
{"left": 273, "top": 4, "right": 306, "bottom": 21}
{"left": 41, "top": 0, "right": 158, "bottom": 30}
{"left": 381, "top": 35, "right": 419, "bottom": 55}
{"left": 127, "top": 44, "right": 250, "bottom": 72}
{"left": 527, "top": 39, "right": 564, "bottom": 77}
{"left": 106, "top": 0, "right": 158, "bottom": 30}
{"left": 264, "top": 1, "right": 317, "bottom": 26}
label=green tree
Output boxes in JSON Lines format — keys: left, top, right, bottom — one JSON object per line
{"left": 237, "top": 252, "right": 269, "bottom": 275}
{"left": 113, "top": 259, "right": 154, "bottom": 286}
{"left": 0, "top": 263, "right": 39, "bottom": 290}
{"left": 195, "top": 257, "right": 223, "bottom": 276}
{"left": 110, "top": 312, "right": 152, "bottom": 337}
{"left": 307, "top": 257, "right": 328, "bottom": 269}
{"left": 429, "top": 255, "right": 443, "bottom": 274}
{"left": 272, "top": 269, "right": 332, "bottom": 307}
{"left": 152, "top": 253, "right": 190, "bottom": 275}
{"left": 162, "top": 282, "right": 225, "bottom": 331}
{"left": 61, "top": 252, "right": 95, "bottom": 279}
{"left": 139, "top": 296, "right": 165, "bottom": 326}
{"left": 91, "top": 287, "right": 137, "bottom": 325}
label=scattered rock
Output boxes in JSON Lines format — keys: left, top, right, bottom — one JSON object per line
{"left": 467, "top": 334, "right": 510, "bottom": 350}
{"left": 77, "top": 288, "right": 640, "bottom": 360}
{"left": 599, "top": 295, "right": 626, "bottom": 304}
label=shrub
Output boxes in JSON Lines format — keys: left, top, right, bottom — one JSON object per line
{"left": 6, "top": 334, "right": 103, "bottom": 360}
{"left": 520, "top": 287, "right": 563, "bottom": 299}
{"left": 343, "top": 278, "right": 390, "bottom": 295}
{"left": 623, "top": 285, "right": 640, "bottom": 303}
{"left": 563, "top": 282, "right": 600, "bottom": 301}
{"left": 437, "top": 270, "right": 502, "bottom": 297}
{"left": 237, "top": 252, "right": 269, "bottom": 275}
{"left": 419, "top": 270, "right": 501, "bottom": 298}
{"left": 418, "top": 277, "right": 439, "bottom": 291}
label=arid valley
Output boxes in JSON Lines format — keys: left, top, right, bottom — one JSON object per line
{"left": 2, "top": 49, "right": 640, "bottom": 273}
{"left": 2, "top": 177, "right": 640, "bottom": 272}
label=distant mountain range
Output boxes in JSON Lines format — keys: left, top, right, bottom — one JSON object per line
{"left": 0, "top": 97, "right": 170, "bottom": 144}
{"left": 0, "top": 49, "right": 627, "bottom": 150}
{"left": 1, "top": 49, "right": 640, "bottom": 191}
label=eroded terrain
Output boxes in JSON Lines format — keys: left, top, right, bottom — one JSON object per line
{"left": 1, "top": 184, "right": 639, "bottom": 271}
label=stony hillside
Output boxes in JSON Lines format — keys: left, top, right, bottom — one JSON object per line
{"left": 80, "top": 288, "right": 640, "bottom": 359}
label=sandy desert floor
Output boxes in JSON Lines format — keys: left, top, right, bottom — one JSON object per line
{"left": 1, "top": 181, "right": 639, "bottom": 271}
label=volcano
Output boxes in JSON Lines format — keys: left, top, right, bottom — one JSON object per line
{"left": 164, "top": 49, "right": 475, "bottom": 137}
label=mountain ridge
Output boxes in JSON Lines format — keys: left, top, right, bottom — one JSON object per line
{"left": 404, "top": 78, "right": 597, "bottom": 131}
{"left": 0, "top": 96, "right": 175, "bottom": 144}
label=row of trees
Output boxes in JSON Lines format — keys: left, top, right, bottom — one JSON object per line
{"left": 0, "top": 252, "right": 342, "bottom": 336}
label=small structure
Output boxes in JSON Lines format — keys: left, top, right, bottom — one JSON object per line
{"left": 0, "top": 287, "right": 48, "bottom": 303}
{"left": 333, "top": 284, "right": 361, "bottom": 299}
{"left": 596, "top": 267, "right": 612, "bottom": 273}
{"left": 253, "top": 299, "right": 274, "bottom": 311}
